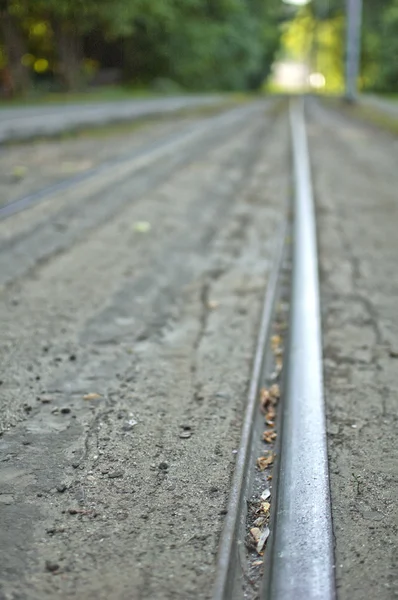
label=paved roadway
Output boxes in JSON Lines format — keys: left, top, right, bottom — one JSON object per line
{"left": 0, "top": 95, "right": 223, "bottom": 142}
{"left": 0, "top": 98, "right": 397, "bottom": 600}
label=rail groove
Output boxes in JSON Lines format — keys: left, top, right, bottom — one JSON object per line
{"left": 213, "top": 98, "right": 336, "bottom": 600}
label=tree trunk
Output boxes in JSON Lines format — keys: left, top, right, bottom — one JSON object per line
{"left": 0, "top": 7, "right": 31, "bottom": 96}
{"left": 52, "top": 19, "right": 83, "bottom": 91}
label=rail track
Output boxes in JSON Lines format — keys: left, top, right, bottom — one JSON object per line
{"left": 0, "top": 101, "right": 266, "bottom": 221}
{"left": 213, "top": 99, "right": 336, "bottom": 600}
{"left": 1, "top": 97, "right": 337, "bottom": 599}
{"left": 1, "top": 95, "right": 396, "bottom": 600}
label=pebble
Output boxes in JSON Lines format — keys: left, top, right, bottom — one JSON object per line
{"left": 45, "top": 560, "right": 59, "bottom": 572}
{"left": 108, "top": 471, "right": 124, "bottom": 479}
{"left": 56, "top": 484, "right": 67, "bottom": 493}
{"left": 158, "top": 462, "right": 169, "bottom": 471}
{"left": 179, "top": 431, "right": 192, "bottom": 439}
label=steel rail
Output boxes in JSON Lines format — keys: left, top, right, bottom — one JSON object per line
{"left": 262, "top": 98, "right": 335, "bottom": 600}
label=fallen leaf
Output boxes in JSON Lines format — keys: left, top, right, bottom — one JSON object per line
{"left": 83, "top": 393, "right": 102, "bottom": 401}
{"left": 133, "top": 221, "right": 151, "bottom": 233}
{"left": 256, "top": 527, "right": 270, "bottom": 553}
{"left": 263, "top": 430, "right": 277, "bottom": 444}
{"left": 257, "top": 453, "right": 274, "bottom": 471}
{"left": 271, "top": 334, "right": 282, "bottom": 352}
{"left": 250, "top": 527, "right": 261, "bottom": 541}
{"left": 253, "top": 516, "right": 267, "bottom": 527}
{"left": 266, "top": 406, "right": 276, "bottom": 421}
{"left": 261, "top": 489, "right": 271, "bottom": 501}
{"left": 252, "top": 560, "right": 263, "bottom": 566}
{"left": 261, "top": 502, "right": 271, "bottom": 514}
{"left": 269, "top": 384, "right": 280, "bottom": 400}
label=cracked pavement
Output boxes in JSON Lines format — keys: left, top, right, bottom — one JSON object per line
{"left": 309, "top": 101, "right": 398, "bottom": 600}
{"left": 1, "top": 96, "right": 397, "bottom": 600}
{"left": 0, "top": 103, "right": 288, "bottom": 599}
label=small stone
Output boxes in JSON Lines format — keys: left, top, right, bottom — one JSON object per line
{"left": 108, "top": 471, "right": 124, "bottom": 479}
{"left": 56, "top": 484, "right": 67, "bottom": 493}
{"left": 69, "top": 354, "right": 76, "bottom": 361}
{"left": 158, "top": 462, "right": 169, "bottom": 471}
{"left": 179, "top": 431, "right": 192, "bottom": 439}
{"left": 40, "top": 397, "right": 52, "bottom": 404}
{"left": 60, "top": 407, "right": 71, "bottom": 414}
{"left": 45, "top": 560, "right": 59, "bottom": 572}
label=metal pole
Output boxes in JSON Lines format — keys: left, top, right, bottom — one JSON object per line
{"left": 345, "top": 0, "right": 363, "bottom": 102}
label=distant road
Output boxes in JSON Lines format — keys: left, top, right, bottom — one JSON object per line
{"left": 0, "top": 95, "right": 223, "bottom": 143}
{"left": 360, "top": 94, "right": 398, "bottom": 119}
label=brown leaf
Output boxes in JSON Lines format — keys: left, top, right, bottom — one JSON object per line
{"left": 256, "top": 527, "right": 270, "bottom": 553}
{"left": 271, "top": 334, "right": 282, "bottom": 352}
{"left": 250, "top": 527, "right": 261, "bottom": 543}
{"left": 257, "top": 453, "right": 274, "bottom": 471}
{"left": 266, "top": 406, "right": 276, "bottom": 421}
{"left": 83, "top": 393, "right": 102, "bottom": 401}
{"left": 263, "top": 430, "right": 277, "bottom": 444}
{"left": 269, "top": 384, "right": 280, "bottom": 400}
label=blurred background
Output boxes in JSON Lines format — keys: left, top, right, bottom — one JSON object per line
{"left": 0, "top": 0, "right": 396, "bottom": 101}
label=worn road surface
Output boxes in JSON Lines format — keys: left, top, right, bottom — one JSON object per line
{"left": 1, "top": 97, "right": 397, "bottom": 600}
{"left": 309, "top": 100, "right": 398, "bottom": 600}
{"left": 0, "top": 95, "right": 223, "bottom": 143}
{"left": 0, "top": 101, "right": 288, "bottom": 600}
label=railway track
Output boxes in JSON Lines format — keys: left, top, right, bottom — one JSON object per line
{"left": 0, "top": 101, "right": 266, "bottom": 221}
{"left": 1, "top": 95, "right": 396, "bottom": 600}
{"left": 213, "top": 99, "right": 336, "bottom": 600}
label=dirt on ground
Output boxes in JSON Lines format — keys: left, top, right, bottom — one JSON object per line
{"left": 0, "top": 105, "right": 288, "bottom": 599}
{"left": 309, "top": 100, "right": 398, "bottom": 600}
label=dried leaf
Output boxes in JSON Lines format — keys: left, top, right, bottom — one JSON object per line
{"left": 261, "top": 502, "right": 271, "bottom": 514}
{"left": 263, "top": 430, "right": 277, "bottom": 444}
{"left": 252, "top": 559, "right": 263, "bottom": 566}
{"left": 83, "top": 393, "right": 102, "bottom": 401}
{"left": 271, "top": 334, "right": 282, "bottom": 352}
{"left": 250, "top": 527, "right": 261, "bottom": 543}
{"left": 259, "top": 387, "right": 270, "bottom": 411}
{"left": 269, "top": 384, "right": 280, "bottom": 400}
{"left": 257, "top": 453, "right": 274, "bottom": 471}
{"left": 256, "top": 527, "right": 270, "bottom": 553}
{"left": 266, "top": 406, "right": 276, "bottom": 421}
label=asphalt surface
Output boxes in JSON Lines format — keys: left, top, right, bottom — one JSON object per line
{"left": 0, "top": 102, "right": 289, "bottom": 599}
{"left": 0, "top": 95, "right": 223, "bottom": 142}
{"left": 360, "top": 95, "right": 398, "bottom": 119}
{"left": 309, "top": 100, "right": 398, "bottom": 600}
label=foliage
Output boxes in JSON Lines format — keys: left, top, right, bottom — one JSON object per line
{"left": 0, "top": 0, "right": 283, "bottom": 95}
